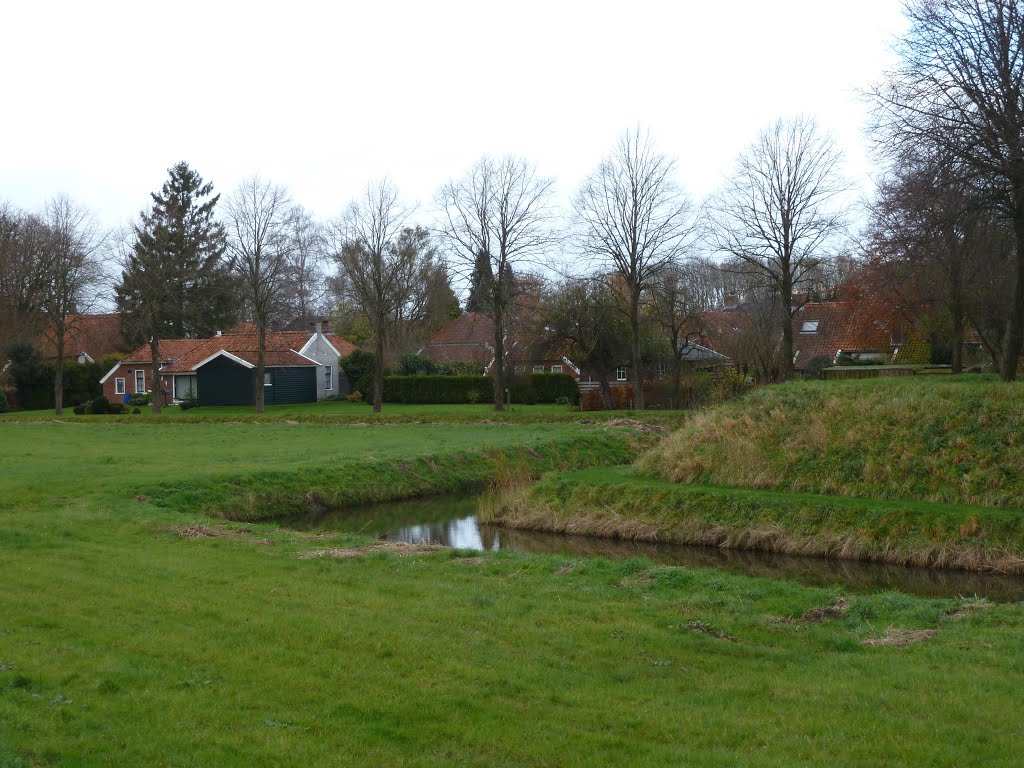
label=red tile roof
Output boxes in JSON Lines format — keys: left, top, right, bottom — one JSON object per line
{"left": 421, "top": 313, "right": 495, "bottom": 364}
{"left": 35, "top": 314, "right": 128, "bottom": 361}
{"left": 794, "top": 302, "right": 895, "bottom": 365}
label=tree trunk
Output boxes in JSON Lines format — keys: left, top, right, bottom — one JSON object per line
{"left": 999, "top": 211, "right": 1024, "bottom": 380}
{"left": 256, "top": 326, "right": 265, "bottom": 413}
{"left": 492, "top": 303, "right": 505, "bottom": 412}
{"left": 598, "top": 377, "right": 613, "bottom": 410}
{"left": 780, "top": 270, "right": 795, "bottom": 381}
{"left": 53, "top": 319, "right": 65, "bottom": 414}
{"left": 630, "top": 294, "right": 644, "bottom": 410}
{"left": 949, "top": 270, "right": 964, "bottom": 374}
{"left": 150, "top": 337, "right": 162, "bottom": 415}
{"left": 373, "top": 330, "right": 384, "bottom": 414}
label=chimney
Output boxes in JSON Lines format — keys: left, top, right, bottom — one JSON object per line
{"left": 215, "top": 330, "right": 222, "bottom": 337}
{"left": 321, "top": 318, "right": 331, "bottom": 334}
{"left": 313, "top": 320, "right": 323, "bottom": 335}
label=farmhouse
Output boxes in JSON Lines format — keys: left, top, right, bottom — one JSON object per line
{"left": 100, "top": 322, "right": 356, "bottom": 406}
{"left": 34, "top": 313, "right": 128, "bottom": 364}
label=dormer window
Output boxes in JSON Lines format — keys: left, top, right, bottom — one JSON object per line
{"left": 801, "top": 321, "right": 819, "bottom": 334}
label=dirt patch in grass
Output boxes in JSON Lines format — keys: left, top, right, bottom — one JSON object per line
{"left": 946, "top": 599, "right": 991, "bottom": 620}
{"left": 603, "top": 418, "right": 667, "bottom": 435}
{"left": 685, "top": 620, "right": 738, "bottom": 642}
{"left": 453, "top": 556, "right": 488, "bottom": 565}
{"left": 156, "top": 524, "right": 253, "bottom": 539}
{"left": 299, "top": 541, "right": 447, "bottom": 559}
{"left": 861, "top": 628, "right": 938, "bottom": 648}
{"left": 801, "top": 597, "right": 850, "bottom": 624}
{"left": 556, "top": 565, "right": 575, "bottom": 575}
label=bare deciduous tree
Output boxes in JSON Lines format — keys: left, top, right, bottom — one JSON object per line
{"left": 0, "top": 203, "right": 52, "bottom": 350}
{"left": 282, "top": 205, "right": 329, "bottom": 323}
{"left": 436, "top": 156, "right": 557, "bottom": 411}
{"left": 574, "top": 128, "right": 695, "bottom": 408}
{"left": 708, "top": 116, "right": 848, "bottom": 380}
{"left": 648, "top": 262, "right": 707, "bottom": 406}
{"left": 40, "top": 195, "right": 106, "bottom": 414}
{"left": 871, "top": 0, "right": 1024, "bottom": 380}
{"left": 225, "top": 177, "right": 295, "bottom": 413}
{"left": 331, "top": 179, "right": 424, "bottom": 413}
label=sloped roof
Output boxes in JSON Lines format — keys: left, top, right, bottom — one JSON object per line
{"left": 426, "top": 312, "right": 494, "bottom": 346}
{"left": 794, "top": 302, "right": 895, "bottom": 364}
{"left": 35, "top": 313, "right": 128, "bottom": 361}
{"left": 119, "top": 339, "right": 206, "bottom": 365}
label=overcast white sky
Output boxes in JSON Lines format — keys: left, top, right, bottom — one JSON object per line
{"left": 1, "top": 0, "right": 907, "bottom": 231}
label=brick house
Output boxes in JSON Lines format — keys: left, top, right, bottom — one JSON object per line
{"left": 34, "top": 313, "right": 128, "bottom": 364}
{"left": 100, "top": 324, "right": 356, "bottom": 406}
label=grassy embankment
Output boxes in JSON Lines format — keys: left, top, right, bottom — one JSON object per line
{"left": 483, "top": 377, "right": 1024, "bottom": 572}
{"left": 2, "top": 409, "right": 1023, "bottom": 765}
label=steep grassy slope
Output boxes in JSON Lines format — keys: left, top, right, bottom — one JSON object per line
{"left": 640, "top": 376, "right": 1024, "bottom": 510}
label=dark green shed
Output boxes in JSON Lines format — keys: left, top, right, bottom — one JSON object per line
{"left": 196, "top": 355, "right": 317, "bottom": 406}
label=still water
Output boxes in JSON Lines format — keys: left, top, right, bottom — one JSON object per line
{"left": 283, "top": 494, "right": 1024, "bottom": 602}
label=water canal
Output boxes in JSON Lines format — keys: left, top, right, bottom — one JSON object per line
{"left": 282, "top": 494, "right": 1024, "bottom": 602}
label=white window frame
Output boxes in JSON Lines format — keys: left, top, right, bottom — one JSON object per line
{"left": 532, "top": 365, "right": 545, "bottom": 373}
{"left": 655, "top": 362, "right": 667, "bottom": 377}
{"left": 324, "top": 365, "right": 333, "bottom": 391}
{"left": 114, "top": 377, "right": 126, "bottom": 395}
{"left": 134, "top": 370, "right": 145, "bottom": 394}
{"left": 616, "top": 367, "right": 627, "bottom": 382}
{"left": 264, "top": 372, "right": 272, "bottom": 387}
{"left": 173, "top": 375, "right": 197, "bottom": 402}
{"left": 550, "top": 364, "right": 563, "bottom": 374}
{"left": 801, "top": 321, "right": 819, "bottom": 334}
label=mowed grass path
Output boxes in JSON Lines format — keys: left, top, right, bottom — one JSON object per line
{"left": 1, "top": 415, "right": 1023, "bottom": 765}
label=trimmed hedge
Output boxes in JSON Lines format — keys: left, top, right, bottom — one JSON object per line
{"left": 382, "top": 373, "right": 579, "bottom": 405}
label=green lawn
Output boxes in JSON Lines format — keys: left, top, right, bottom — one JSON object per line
{"left": 0, "top": 400, "right": 688, "bottom": 426}
{"left": 1, "top": 411, "right": 1022, "bottom": 765}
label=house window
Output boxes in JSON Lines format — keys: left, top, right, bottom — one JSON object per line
{"left": 616, "top": 367, "right": 627, "bottom": 381}
{"left": 533, "top": 365, "right": 545, "bottom": 373}
{"left": 324, "top": 365, "right": 333, "bottom": 391}
{"left": 550, "top": 365, "right": 562, "bottom": 374}
{"left": 114, "top": 377, "right": 125, "bottom": 395}
{"left": 801, "top": 321, "right": 820, "bottom": 334}
{"left": 655, "top": 362, "right": 667, "bottom": 377}
{"left": 134, "top": 370, "right": 145, "bottom": 394}
{"left": 174, "top": 375, "right": 197, "bottom": 401}
{"left": 264, "top": 372, "right": 272, "bottom": 387}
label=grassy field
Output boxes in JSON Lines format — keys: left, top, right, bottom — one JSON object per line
{"left": 1, "top": 396, "right": 1023, "bottom": 765}
{"left": 0, "top": 400, "right": 688, "bottom": 426}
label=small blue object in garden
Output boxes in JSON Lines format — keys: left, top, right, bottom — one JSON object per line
{"left": 123, "top": 393, "right": 131, "bottom": 405}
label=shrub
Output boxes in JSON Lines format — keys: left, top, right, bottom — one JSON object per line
{"left": 394, "top": 353, "right": 437, "bottom": 376}
{"left": 507, "top": 373, "right": 578, "bottom": 404}
{"left": 73, "top": 401, "right": 89, "bottom": 415}
{"left": 89, "top": 395, "right": 111, "bottom": 415}
{"left": 340, "top": 350, "right": 376, "bottom": 402}
{"left": 580, "top": 389, "right": 604, "bottom": 411}
{"left": 610, "top": 384, "right": 635, "bottom": 410}
{"left": 109, "top": 402, "right": 124, "bottom": 414}
{"left": 712, "top": 371, "right": 753, "bottom": 404}
{"left": 130, "top": 392, "right": 152, "bottom": 406}
{"left": 383, "top": 375, "right": 492, "bottom": 404}
{"left": 554, "top": 395, "right": 571, "bottom": 406}
{"left": 132, "top": 407, "right": 142, "bottom": 415}
{"left": 346, "top": 390, "right": 364, "bottom": 403}
{"left": 179, "top": 399, "right": 199, "bottom": 411}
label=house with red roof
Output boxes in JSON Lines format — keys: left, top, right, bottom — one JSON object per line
{"left": 34, "top": 313, "right": 129, "bottom": 364}
{"left": 99, "top": 321, "right": 356, "bottom": 406}
{"left": 793, "top": 301, "right": 901, "bottom": 370}
{"left": 419, "top": 312, "right": 581, "bottom": 378}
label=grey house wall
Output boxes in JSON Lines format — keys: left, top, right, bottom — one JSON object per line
{"left": 300, "top": 333, "right": 351, "bottom": 399}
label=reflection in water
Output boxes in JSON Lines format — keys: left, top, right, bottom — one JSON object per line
{"left": 284, "top": 494, "right": 1024, "bottom": 602}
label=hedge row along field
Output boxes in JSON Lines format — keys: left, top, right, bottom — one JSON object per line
{"left": 380, "top": 372, "right": 580, "bottom": 404}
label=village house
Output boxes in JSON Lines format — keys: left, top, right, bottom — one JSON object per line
{"left": 34, "top": 313, "right": 129, "bottom": 364}
{"left": 99, "top": 321, "right": 355, "bottom": 407}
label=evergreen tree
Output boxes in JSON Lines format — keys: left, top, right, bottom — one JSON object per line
{"left": 465, "top": 249, "right": 494, "bottom": 314}
{"left": 117, "top": 162, "right": 236, "bottom": 347}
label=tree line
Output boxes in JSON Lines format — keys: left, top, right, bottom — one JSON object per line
{"left": 4, "top": 0, "right": 1024, "bottom": 413}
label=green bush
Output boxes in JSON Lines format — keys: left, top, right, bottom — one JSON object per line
{"left": 109, "top": 402, "right": 124, "bottom": 414}
{"left": 340, "top": 349, "right": 376, "bottom": 402}
{"left": 89, "top": 395, "right": 111, "bottom": 415}
{"left": 383, "top": 375, "right": 493, "bottom": 404}
{"left": 130, "top": 392, "right": 152, "bottom": 406}
{"left": 0, "top": 388, "right": 8, "bottom": 413}
{"left": 73, "top": 401, "right": 89, "bottom": 415}
{"left": 381, "top": 373, "right": 579, "bottom": 405}
{"left": 132, "top": 407, "right": 142, "bottom": 415}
